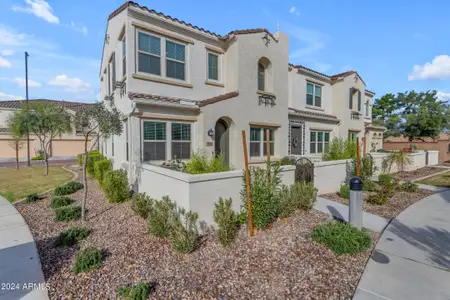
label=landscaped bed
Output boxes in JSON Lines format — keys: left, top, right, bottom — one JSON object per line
{"left": 0, "top": 166, "right": 73, "bottom": 202}
{"left": 15, "top": 165, "right": 379, "bottom": 299}
{"left": 418, "top": 171, "right": 450, "bottom": 188}
{"left": 393, "top": 167, "right": 445, "bottom": 182}
{"left": 322, "top": 188, "right": 434, "bottom": 219}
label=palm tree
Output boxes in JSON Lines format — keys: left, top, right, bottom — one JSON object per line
{"left": 382, "top": 151, "right": 413, "bottom": 173}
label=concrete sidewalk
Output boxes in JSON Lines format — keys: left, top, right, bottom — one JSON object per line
{"left": 314, "top": 196, "right": 390, "bottom": 233}
{"left": 0, "top": 196, "right": 48, "bottom": 300}
{"left": 354, "top": 190, "right": 450, "bottom": 300}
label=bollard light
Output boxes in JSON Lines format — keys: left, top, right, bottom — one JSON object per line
{"left": 349, "top": 177, "right": 363, "bottom": 229}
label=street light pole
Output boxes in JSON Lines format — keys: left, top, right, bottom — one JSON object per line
{"left": 25, "top": 51, "right": 30, "bottom": 167}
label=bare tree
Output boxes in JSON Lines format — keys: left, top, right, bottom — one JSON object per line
{"left": 74, "top": 102, "right": 123, "bottom": 221}
{"left": 8, "top": 139, "right": 24, "bottom": 170}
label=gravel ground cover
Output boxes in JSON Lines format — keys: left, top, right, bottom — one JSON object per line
{"left": 322, "top": 189, "right": 434, "bottom": 219}
{"left": 16, "top": 166, "right": 378, "bottom": 300}
{"left": 393, "top": 167, "right": 444, "bottom": 182}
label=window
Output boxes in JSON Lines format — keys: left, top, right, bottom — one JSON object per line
{"left": 250, "top": 127, "right": 274, "bottom": 157}
{"left": 171, "top": 123, "right": 191, "bottom": 159}
{"left": 258, "top": 63, "right": 265, "bottom": 91}
{"left": 365, "top": 101, "right": 369, "bottom": 117}
{"left": 349, "top": 132, "right": 358, "bottom": 142}
{"left": 310, "top": 131, "right": 330, "bottom": 154}
{"left": 143, "top": 121, "right": 166, "bottom": 161}
{"left": 122, "top": 38, "right": 126, "bottom": 77}
{"left": 107, "top": 64, "right": 111, "bottom": 95}
{"left": 306, "top": 83, "right": 322, "bottom": 107}
{"left": 138, "top": 32, "right": 161, "bottom": 76}
{"left": 208, "top": 52, "right": 219, "bottom": 81}
{"left": 111, "top": 53, "right": 116, "bottom": 90}
{"left": 166, "top": 40, "right": 185, "bottom": 80}
{"left": 125, "top": 120, "right": 129, "bottom": 161}
{"left": 111, "top": 135, "right": 115, "bottom": 157}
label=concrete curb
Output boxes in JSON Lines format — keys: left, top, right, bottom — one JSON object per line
{"left": 410, "top": 168, "right": 450, "bottom": 183}
{"left": 13, "top": 165, "right": 79, "bottom": 205}
{"left": 0, "top": 195, "right": 49, "bottom": 300}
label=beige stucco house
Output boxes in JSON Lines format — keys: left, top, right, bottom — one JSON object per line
{"left": 100, "top": 1, "right": 385, "bottom": 181}
{"left": 0, "top": 99, "right": 96, "bottom": 159}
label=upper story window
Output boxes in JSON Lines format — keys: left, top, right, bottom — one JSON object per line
{"left": 306, "top": 83, "right": 321, "bottom": 107}
{"left": 208, "top": 52, "right": 219, "bottom": 81}
{"left": 138, "top": 32, "right": 162, "bottom": 76}
{"left": 258, "top": 63, "right": 265, "bottom": 91}
{"left": 166, "top": 40, "right": 185, "bottom": 80}
{"left": 365, "top": 100, "right": 370, "bottom": 117}
{"left": 257, "top": 57, "right": 272, "bottom": 92}
{"left": 122, "top": 38, "right": 126, "bottom": 77}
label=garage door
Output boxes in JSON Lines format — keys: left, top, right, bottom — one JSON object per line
{"left": 51, "top": 140, "right": 90, "bottom": 157}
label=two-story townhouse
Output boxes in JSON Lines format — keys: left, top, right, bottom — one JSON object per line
{"left": 100, "top": 1, "right": 384, "bottom": 186}
{"left": 100, "top": 1, "right": 289, "bottom": 186}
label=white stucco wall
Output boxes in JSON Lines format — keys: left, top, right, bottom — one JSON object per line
{"left": 314, "top": 160, "right": 351, "bottom": 194}
{"left": 428, "top": 150, "right": 439, "bottom": 166}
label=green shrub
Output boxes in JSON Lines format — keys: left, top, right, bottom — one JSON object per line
{"left": 184, "top": 152, "right": 230, "bottom": 174}
{"left": 290, "top": 181, "right": 317, "bottom": 211}
{"left": 131, "top": 193, "right": 154, "bottom": 219}
{"left": 352, "top": 156, "right": 378, "bottom": 182}
{"left": 378, "top": 174, "right": 393, "bottom": 186}
{"left": 323, "top": 137, "right": 356, "bottom": 161}
{"left": 162, "top": 158, "right": 186, "bottom": 172}
{"left": 169, "top": 208, "right": 199, "bottom": 253}
{"left": 275, "top": 156, "right": 296, "bottom": 166}
{"left": 367, "top": 192, "right": 388, "bottom": 205}
{"left": 72, "top": 246, "right": 103, "bottom": 274}
{"left": 77, "top": 153, "right": 83, "bottom": 166}
{"left": 50, "top": 196, "right": 73, "bottom": 209}
{"left": 54, "top": 227, "right": 90, "bottom": 247}
{"left": 87, "top": 152, "right": 104, "bottom": 177}
{"left": 148, "top": 196, "right": 175, "bottom": 237}
{"left": 103, "top": 169, "right": 129, "bottom": 203}
{"left": 24, "top": 193, "right": 40, "bottom": 203}
{"left": 401, "top": 181, "right": 419, "bottom": 193}
{"left": 54, "top": 205, "right": 82, "bottom": 222}
{"left": 240, "top": 163, "right": 281, "bottom": 229}
{"left": 277, "top": 185, "right": 297, "bottom": 218}
{"left": 213, "top": 198, "right": 238, "bottom": 247}
{"left": 94, "top": 159, "right": 112, "bottom": 184}
{"left": 31, "top": 156, "right": 43, "bottom": 160}
{"left": 117, "top": 283, "right": 152, "bottom": 300}
{"left": 54, "top": 181, "right": 84, "bottom": 196}
{"left": 311, "top": 221, "right": 372, "bottom": 255}
{"left": 363, "top": 180, "right": 377, "bottom": 192}
{"left": 339, "top": 184, "right": 350, "bottom": 199}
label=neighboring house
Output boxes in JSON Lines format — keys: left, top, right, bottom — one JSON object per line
{"left": 384, "top": 133, "right": 450, "bottom": 164}
{"left": 99, "top": 1, "right": 384, "bottom": 181}
{"left": 0, "top": 99, "right": 97, "bottom": 159}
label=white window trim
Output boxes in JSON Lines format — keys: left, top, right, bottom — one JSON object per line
{"left": 250, "top": 127, "right": 275, "bottom": 158}
{"left": 141, "top": 119, "right": 193, "bottom": 163}
{"left": 206, "top": 51, "right": 222, "bottom": 83}
{"left": 136, "top": 29, "right": 189, "bottom": 84}
{"left": 170, "top": 121, "right": 192, "bottom": 160}
{"left": 122, "top": 37, "right": 126, "bottom": 78}
{"left": 310, "top": 131, "right": 330, "bottom": 154}
{"left": 306, "top": 82, "right": 322, "bottom": 108}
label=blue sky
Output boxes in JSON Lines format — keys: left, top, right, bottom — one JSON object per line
{"left": 1, "top": 0, "right": 449, "bottom": 103}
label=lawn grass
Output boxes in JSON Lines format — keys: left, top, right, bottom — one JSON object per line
{"left": 0, "top": 166, "right": 73, "bottom": 202}
{"left": 418, "top": 171, "right": 450, "bottom": 188}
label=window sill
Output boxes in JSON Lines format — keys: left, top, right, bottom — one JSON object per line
{"left": 305, "top": 105, "right": 324, "bottom": 111}
{"left": 249, "top": 156, "right": 281, "bottom": 164}
{"left": 256, "top": 90, "right": 276, "bottom": 97}
{"left": 205, "top": 80, "right": 224, "bottom": 87}
{"left": 132, "top": 73, "right": 193, "bottom": 88}
{"left": 364, "top": 116, "right": 371, "bottom": 120}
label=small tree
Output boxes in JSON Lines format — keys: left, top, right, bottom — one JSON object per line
{"left": 7, "top": 115, "right": 26, "bottom": 170}
{"left": 8, "top": 102, "right": 72, "bottom": 175}
{"left": 382, "top": 151, "right": 413, "bottom": 173}
{"left": 74, "top": 102, "right": 123, "bottom": 221}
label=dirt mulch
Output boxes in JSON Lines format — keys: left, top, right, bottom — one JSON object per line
{"left": 393, "top": 167, "right": 445, "bottom": 182}
{"left": 322, "top": 189, "right": 434, "bottom": 220}
{"left": 15, "top": 165, "right": 379, "bottom": 300}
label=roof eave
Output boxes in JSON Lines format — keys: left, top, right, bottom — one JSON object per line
{"left": 288, "top": 110, "right": 341, "bottom": 123}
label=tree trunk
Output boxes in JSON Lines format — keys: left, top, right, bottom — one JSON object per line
{"left": 81, "top": 137, "right": 89, "bottom": 222}
{"left": 41, "top": 142, "right": 49, "bottom": 176}
{"left": 15, "top": 141, "right": 19, "bottom": 170}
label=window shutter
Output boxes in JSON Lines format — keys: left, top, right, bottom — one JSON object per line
{"left": 349, "top": 88, "right": 353, "bottom": 109}
{"left": 357, "top": 90, "right": 361, "bottom": 111}
{"left": 112, "top": 53, "right": 116, "bottom": 90}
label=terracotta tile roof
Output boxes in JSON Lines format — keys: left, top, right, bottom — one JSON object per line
{"left": 365, "top": 123, "right": 386, "bottom": 131}
{"left": 198, "top": 91, "right": 239, "bottom": 107}
{"left": 330, "top": 70, "right": 367, "bottom": 86}
{"left": 0, "top": 99, "right": 96, "bottom": 110}
{"left": 128, "top": 91, "right": 239, "bottom": 107}
{"left": 288, "top": 107, "right": 339, "bottom": 120}
{"left": 290, "top": 64, "right": 331, "bottom": 80}
{"left": 365, "top": 89, "right": 375, "bottom": 96}
{"left": 221, "top": 29, "right": 277, "bottom": 42}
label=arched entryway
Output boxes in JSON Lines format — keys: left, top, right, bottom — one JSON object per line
{"left": 215, "top": 118, "right": 230, "bottom": 166}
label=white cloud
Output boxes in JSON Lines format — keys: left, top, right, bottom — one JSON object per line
{"left": 0, "top": 91, "right": 24, "bottom": 100}
{"left": 289, "top": 6, "right": 300, "bottom": 16}
{"left": 1, "top": 50, "right": 14, "bottom": 56}
{"left": 0, "top": 57, "right": 12, "bottom": 68}
{"left": 70, "top": 22, "right": 88, "bottom": 36}
{"left": 0, "top": 77, "right": 42, "bottom": 88}
{"left": 437, "top": 91, "right": 450, "bottom": 102}
{"left": 12, "top": 0, "right": 59, "bottom": 24}
{"left": 0, "top": 25, "right": 29, "bottom": 47}
{"left": 48, "top": 74, "right": 90, "bottom": 92}
{"left": 285, "top": 23, "right": 327, "bottom": 59}
{"left": 408, "top": 55, "right": 450, "bottom": 80}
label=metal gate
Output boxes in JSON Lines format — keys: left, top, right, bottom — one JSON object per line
{"left": 295, "top": 157, "right": 314, "bottom": 184}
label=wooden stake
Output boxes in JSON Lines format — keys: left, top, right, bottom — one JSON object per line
{"left": 356, "top": 137, "right": 361, "bottom": 177}
{"left": 266, "top": 129, "right": 271, "bottom": 184}
{"left": 363, "top": 136, "right": 366, "bottom": 156}
{"left": 242, "top": 130, "right": 254, "bottom": 237}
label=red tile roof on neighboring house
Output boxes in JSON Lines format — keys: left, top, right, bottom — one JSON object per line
{"left": 221, "top": 29, "right": 277, "bottom": 42}
{"left": 288, "top": 107, "right": 339, "bottom": 120}
{"left": 128, "top": 91, "right": 239, "bottom": 107}
{"left": 0, "top": 99, "right": 96, "bottom": 110}
{"left": 330, "top": 70, "right": 367, "bottom": 86}
{"left": 290, "top": 64, "right": 331, "bottom": 80}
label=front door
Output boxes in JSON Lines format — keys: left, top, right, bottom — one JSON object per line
{"left": 291, "top": 126, "right": 303, "bottom": 155}
{"left": 215, "top": 119, "right": 229, "bottom": 166}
